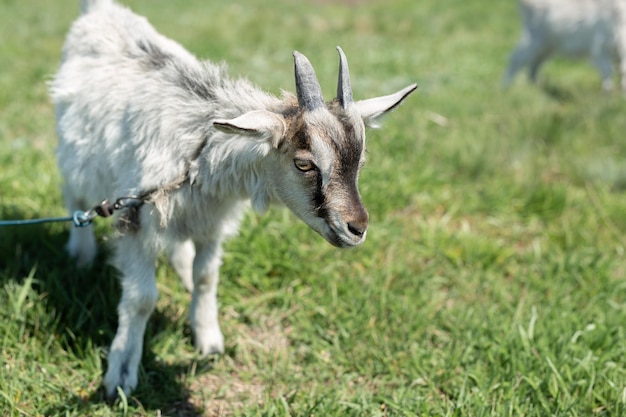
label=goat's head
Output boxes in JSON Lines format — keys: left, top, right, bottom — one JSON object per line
{"left": 214, "top": 47, "right": 417, "bottom": 248}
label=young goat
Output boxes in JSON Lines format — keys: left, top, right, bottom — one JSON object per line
{"left": 51, "top": 0, "right": 416, "bottom": 399}
{"left": 503, "top": 0, "right": 626, "bottom": 92}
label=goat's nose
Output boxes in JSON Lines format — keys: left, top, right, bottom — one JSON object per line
{"left": 347, "top": 221, "right": 367, "bottom": 237}
{"left": 347, "top": 207, "right": 368, "bottom": 238}
{"left": 345, "top": 197, "right": 368, "bottom": 239}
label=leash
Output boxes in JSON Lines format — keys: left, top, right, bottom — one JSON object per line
{"left": 0, "top": 171, "right": 191, "bottom": 228}
{"left": 2, "top": 139, "right": 200, "bottom": 229}
{"left": 0, "top": 196, "right": 145, "bottom": 228}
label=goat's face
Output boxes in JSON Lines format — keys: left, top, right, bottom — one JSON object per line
{"left": 213, "top": 47, "right": 417, "bottom": 248}
{"left": 270, "top": 105, "right": 369, "bottom": 248}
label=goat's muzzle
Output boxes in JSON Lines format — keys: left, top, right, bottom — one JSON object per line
{"left": 325, "top": 204, "right": 369, "bottom": 248}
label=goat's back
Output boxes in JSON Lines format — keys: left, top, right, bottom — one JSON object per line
{"left": 51, "top": 1, "right": 217, "bottom": 202}
{"left": 518, "top": 0, "right": 621, "bottom": 57}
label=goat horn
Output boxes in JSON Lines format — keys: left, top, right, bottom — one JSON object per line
{"left": 336, "top": 46, "right": 353, "bottom": 107}
{"left": 293, "top": 51, "right": 325, "bottom": 110}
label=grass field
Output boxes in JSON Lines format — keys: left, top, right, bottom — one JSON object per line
{"left": 2, "top": 0, "right": 626, "bottom": 415}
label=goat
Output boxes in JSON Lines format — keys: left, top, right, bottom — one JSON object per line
{"left": 502, "top": 0, "right": 626, "bottom": 92}
{"left": 50, "top": 0, "right": 417, "bottom": 398}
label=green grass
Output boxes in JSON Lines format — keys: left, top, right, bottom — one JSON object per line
{"left": 2, "top": 0, "right": 626, "bottom": 415}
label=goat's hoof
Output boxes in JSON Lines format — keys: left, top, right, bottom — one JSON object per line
{"left": 197, "top": 341, "right": 224, "bottom": 356}
{"left": 104, "top": 383, "right": 134, "bottom": 404}
{"left": 195, "top": 328, "right": 224, "bottom": 356}
{"left": 103, "top": 365, "right": 137, "bottom": 401}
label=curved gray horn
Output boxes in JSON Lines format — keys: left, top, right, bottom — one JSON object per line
{"left": 336, "top": 46, "right": 353, "bottom": 108}
{"left": 293, "top": 51, "right": 325, "bottom": 110}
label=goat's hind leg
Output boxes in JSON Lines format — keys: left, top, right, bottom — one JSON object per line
{"left": 591, "top": 51, "right": 615, "bottom": 92}
{"left": 190, "top": 241, "right": 224, "bottom": 356}
{"left": 104, "top": 235, "right": 159, "bottom": 399}
{"left": 503, "top": 33, "right": 547, "bottom": 86}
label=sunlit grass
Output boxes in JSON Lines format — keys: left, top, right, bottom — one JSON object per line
{"left": 1, "top": 0, "right": 626, "bottom": 415}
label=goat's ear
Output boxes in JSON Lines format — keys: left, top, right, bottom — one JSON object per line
{"left": 356, "top": 83, "right": 417, "bottom": 128}
{"left": 214, "top": 110, "right": 285, "bottom": 147}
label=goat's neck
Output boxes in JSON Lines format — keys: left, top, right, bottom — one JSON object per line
{"left": 193, "top": 135, "right": 277, "bottom": 212}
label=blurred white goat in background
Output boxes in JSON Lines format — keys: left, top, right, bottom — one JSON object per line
{"left": 503, "top": 0, "right": 626, "bottom": 92}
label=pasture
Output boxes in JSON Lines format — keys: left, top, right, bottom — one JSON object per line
{"left": 1, "top": 0, "right": 626, "bottom": 415}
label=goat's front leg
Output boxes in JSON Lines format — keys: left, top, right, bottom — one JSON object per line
{"left": 104, "top": 235, "right": 158, "bottom": 399}
{"left": 168, "top": 239, "right": 195, "bottom": 292}
{"left": 190, "top": 241, "right": 224, "bottom": 355}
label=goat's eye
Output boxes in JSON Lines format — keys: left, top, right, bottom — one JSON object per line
{"left": 294, "top": 159, "right": 315, "bottom": 172}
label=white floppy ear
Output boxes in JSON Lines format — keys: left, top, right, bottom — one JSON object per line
{"left": 356, "top": 83, "right": 417, "bottom": 128}
{"left": 214, "top": 110, "right": 286, "bottom": 147}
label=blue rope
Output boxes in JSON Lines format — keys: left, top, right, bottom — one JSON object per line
{"left": 0, "top": 211, "right": 94, "bottom": 228}
{"left": 0, "top": 216, "right": 74, "bottom": 226}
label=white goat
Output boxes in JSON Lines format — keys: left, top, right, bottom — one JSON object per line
{"left": 51, "top": 0, "right": 416, "bottom": 399}
{"left": 503, "top": 0, "right": 626, "bottom": 92}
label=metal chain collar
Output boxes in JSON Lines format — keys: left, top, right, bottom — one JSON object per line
{"left": 71, "top": 196, "right": 145, "bottom": 227}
